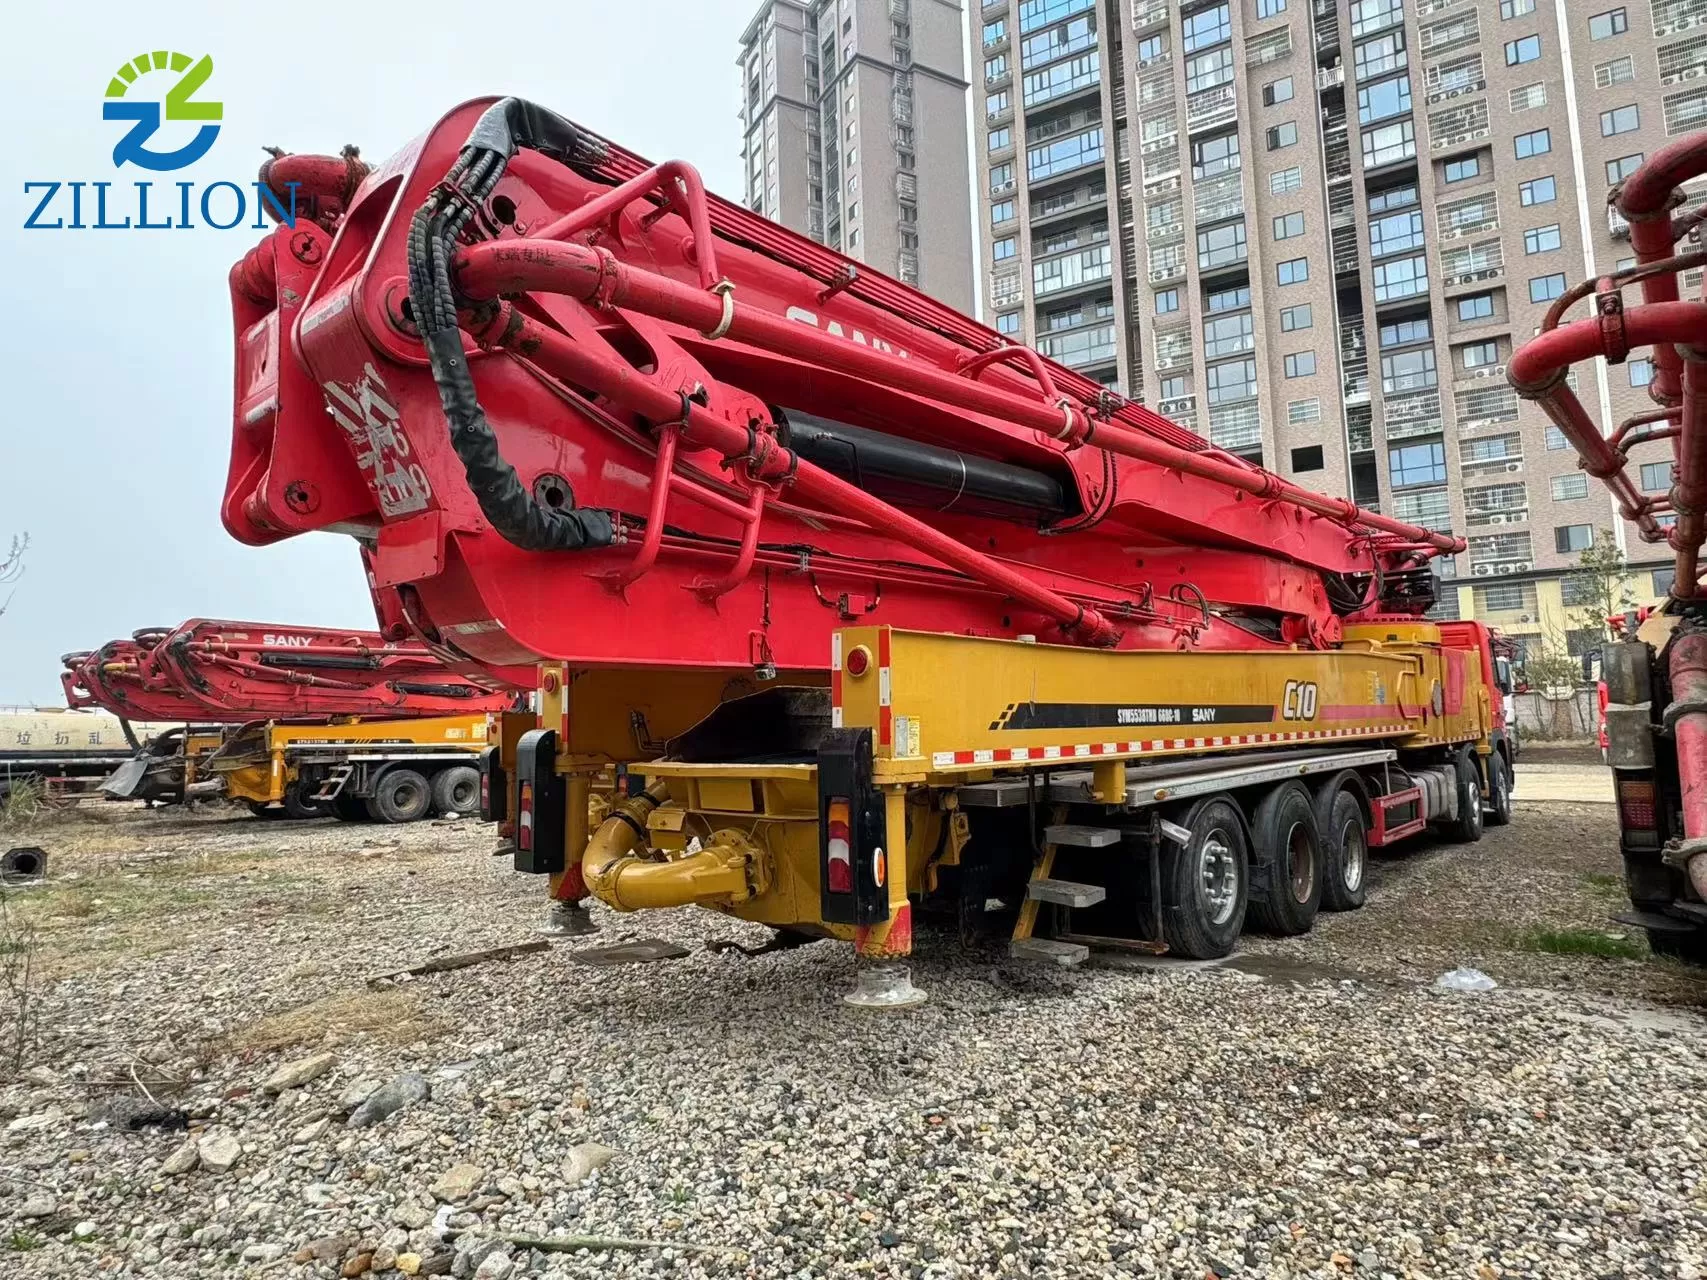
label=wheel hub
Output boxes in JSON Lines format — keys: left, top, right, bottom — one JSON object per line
{"left": 1340, "top": 818, "right": 1366, "bottom": 892}
{"left": 1199, "top": 828, "right": 1239, "bottom": 925}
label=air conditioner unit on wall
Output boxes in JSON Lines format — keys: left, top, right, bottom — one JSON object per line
{"left": 1473, "top": 563, "right": 1495, "bottom": 576}
{"left": 1504, "top": 461, "right": 1522, "bottom": 472}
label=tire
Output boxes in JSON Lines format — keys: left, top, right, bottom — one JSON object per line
{"left": 1246, "top": 782, "right": 1324, "bottom": 936}
{"left": 1314, "top": 773, "right": 1369, "bottom": 913}
{"left": 1484, "top": 753, "right": 1513, "bottom": 827}
{"left": 430, "top": 765, "right": 480, "bottom": 816}
{"left": 1647, "top": 928, "right": 1707, "bottom": 965}
{"left": 1159, "top": 796, "right": 1249, "bottom": 960}
{"left": 332, "top": 790, "right": 371, "bottom": 822}
{"left": 244, "top": 799, "right": 282, "bottom": 819}
{"left": 365, "top": 768, "right": 432, "bottom": 824}
{"left": 282, "top": 781, "right": 330, "bottom": 821}
{"left": 1446, "top": 749, "right": 1484, "bottom": 844}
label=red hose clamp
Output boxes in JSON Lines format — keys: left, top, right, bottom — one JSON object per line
{"left": 1595, "top": 284, "right": 1630, "bottom": 364}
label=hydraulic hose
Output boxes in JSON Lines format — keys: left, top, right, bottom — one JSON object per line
{"left": 408, "top": 99, "right": 614, "bottom": 553}
{"left": 581, "top": 783, "right": 754, "bottom": 911}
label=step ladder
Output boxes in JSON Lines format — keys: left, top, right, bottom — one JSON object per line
{"left": 311, "top": 764, "right": 354, "bottom": 802}
{"left": 1007, "top": 819, "right": 1169, "bottom": 967}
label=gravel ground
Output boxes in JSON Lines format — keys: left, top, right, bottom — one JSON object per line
{"left": 0, "top": 797, "right": 1704, "bottom": 1280}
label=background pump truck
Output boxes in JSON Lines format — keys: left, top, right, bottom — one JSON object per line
{"left": 221, "top": 97, "right": 1517, "bottom": 1003}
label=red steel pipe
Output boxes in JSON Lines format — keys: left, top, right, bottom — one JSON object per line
{"left": 1667, "top": 631, "right": 1707, "bottom": 900}
{"left": 1615, "top": 133, "right": 1707, "bottom": 401}
{"left": 605, "top": 424, "right": 681, "bottom": 589}
{"left": 480, "top": 305, "right": 1121, "bottom": 644}
{"left": 456, "top": 239, "right": 1462, "bottom": 555}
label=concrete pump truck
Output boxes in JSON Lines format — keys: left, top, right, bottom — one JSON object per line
{"left": 217, "top": 98, "right": 1517, "bottom": 1002}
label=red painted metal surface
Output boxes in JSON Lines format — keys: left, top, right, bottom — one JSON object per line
{"left": 221, "top": 98, "right": 1460, "bottom": 682}
{"left": 62, "top": 620, "right": 514, "bottom": 723}
{"left": 1668, "top": 633, "right": 1707, "bottom": 900}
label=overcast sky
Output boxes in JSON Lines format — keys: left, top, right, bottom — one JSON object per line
{"left": 0, "top": 0, "right": 777, "bottom": 705}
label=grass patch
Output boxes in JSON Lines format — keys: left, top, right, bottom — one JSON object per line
{"left": 5, "top": 1230, "right": 41, "bottom": 1252}
{"left": 211, "top": 988, "right": 445, "bottom": 1058}
{"left": 1582, "top": 872, "right": 1625, "bottom": 895}
{"left": 1512, "top": 926, "right": 1646, "bottom": 960}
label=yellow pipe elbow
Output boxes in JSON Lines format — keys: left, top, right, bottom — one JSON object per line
{"left": 581, "top": 784, "right": 756, "bottom": 913}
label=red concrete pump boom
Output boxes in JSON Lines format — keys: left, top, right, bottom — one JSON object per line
{"left": 61, "top": 620, "right": 514, "bottom": 723}
{"left": 224, "top": 97, "right": 1459, "bottom": 680}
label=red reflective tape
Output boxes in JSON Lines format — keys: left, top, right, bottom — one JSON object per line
{"left": 831, "top": 668, "right": 842, "bottom": 709}
{"left": 879, "top": 704, "right": 892, "bottom": 746}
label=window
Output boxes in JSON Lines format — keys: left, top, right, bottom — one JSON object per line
{"left": 1285, "top": 351, "right": 1317, "bottom": 378}
{"left": 1596, "top": 56, "right": 1635, "bottom": 88}
{"left": 1606, "top": 153, "right": 1643, "bottom": 184}
{"left": 1370, "top": 208, "right": 1424, "bottom": 256}
{"left": 985, "top": 53, "right": 1009, "bottom": 81}
{"left": 1362, "top": 119, "right": 1416, "bottom": 168}
{"left": 991, "top": 199, "right": 1015, "bottom": 225}
{"left": 1504, "top": 35, "right": 1541, "bottom": 66}
{"left": 1373, "top": 254, "right": 1428, "bottom": 301}
{"left": 1381, "top": 346, "right": 1436, "bottom": 393}
{"left": 1630, "top": 357, "right": 1655, "bottom": 387}
{"left": 1552, "top": 474, "right": 1590, "bottom": 501}
{"left": 1354, "top": 30, "right": 1407, "bottom": 81}
{"left": 1198, "top": 222, "right": 1248, "bottom": 269}
{"left": 1358, "top": 75, "right": 1412, "bottom": 125}
{"left": 1642, "top": 461, "right": 1672, "bottom": 491}
{"left": 1274, "top": 211, "right": 1305, "bottom": 240}
{"left": 1514, "top": 129, "right": 1551, "bottom": 159}
{"left": 983, "top": 17, "right": 1007, "bottom": 44}
{"left": 1263, "top": 77, "right": 1294, "bottom": 106}
{"left": 1291, "top": 445, "right": 1324, "bottom": 472}
{"left": 1390, "top": 440, "right": 1447, "bottom": 487}
{"left": 1183, "top": 3, "right": 1231, "bottom": 53}
{"left": 1499, "top": 0, "right": 1534, "bottom": 15}
{"left": 1207, "top": 284, "right": 1252, "bottom": 312}
{"left": 1204, "top": 311, "right": 1255, "bottom": 357}
{"left": 1458, "top": 292, "right": 1495, "bottom": 321}
{"left": 1206, "top": 357, "right": 1258, "bottom": 404}
{"left": 1159, "top": 375, "right": 1187, "bottom": 401}
{"left": 996, "top": 312, "right": 1021, "bottom": 335}
{"left": 1187, "top": 47, "right": 1236, "bottom": 92}
{"left": 1380, "top": 316, "right": 1431, "bottom": 348}
{"left": 990, "top": 162, "right": 1015, "bottom": 193}
{"left": 1257, "top": 0, "right": 1287, "bottom": 16}
{"left": 1271, "top": 166, "right": 1303, "bottom": 195}
{"left": 1655, "top": 568, "right": 1678, "bottom": 596}
{"left": 1588, "top": 8, "right": 1627, "bottom": 39}
{"left": 1479, "top": 582, "right": 1526, "bottom": 612}
{"left": 1554, "top": 524, "right": 1594, "bottom": 553}
{"left": 1155, "top": 288, "right": 1180, "bottom": 314}
{"left": 1444, "top": 155, "right": 1482, "bottom": 183}
{"left": 1519, "top": 176, "right": 1556, "bottom": 206}
{"left": 1369, "top": 185, "right": 1419, "bottom": 217}
{"left": 1277, "top": 257, "right": 1309, "bottom": 285}
{"left": 1028, "top": 127, "right": 1103, "bottom": 181}
{"left": 1267, "top": 122, "right": 1299, "bottom": 150}
{"left": 989, "top": 126, "right": 1012, "bottom": 152}
{"left": 1545, "top": 425, "right": 1569, "bottom": 450}
{"left": 848, "top": 202, "right": 859, "bottom": 222}
{"left": 1462, "top": 340, "right": 1499, "bottom": 367}
{"left": 1289, "top": 397, "right": 1322, "bottom": 425}
{"left": 1600, "top": 104, "right": 1640, "bottom": 136}
{"left": 993, "top": 236, "right": 1017, "bottom": 260}
{"left": 1510, "top": 82, "right": 1548, "bottom": 112}
{"left": 1280, "top": 303, "right": 1313, "bottom": 331}
{"left": 1191, "top": 132, "right": 1241, "bottom": 179}
{"left": 1529, "top": 273, "right": 1567, "bottom": 302}
{"left": 1523, "top": 223, "right": 1561, "bottom": 254}
{"left": 1137, "top": 34, "right": 1165, "bottom": 62}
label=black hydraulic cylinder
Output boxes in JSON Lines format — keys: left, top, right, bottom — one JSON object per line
{"left": 776, "top": 408, "right": 1068, "bottom": 521}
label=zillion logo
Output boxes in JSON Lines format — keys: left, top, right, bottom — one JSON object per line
{"left": 23, "top": 51, "right": 298, "bottom": 230}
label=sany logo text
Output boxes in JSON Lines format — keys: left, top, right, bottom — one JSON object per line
{"left": 261, "top": 634, "right": 314, "bottom": 648}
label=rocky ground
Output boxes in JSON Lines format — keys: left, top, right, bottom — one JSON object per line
{"left": 0, "top": 787, "right": 1703, "bottom": 1280}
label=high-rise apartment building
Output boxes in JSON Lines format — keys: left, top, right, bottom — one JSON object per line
{"left": 738, "top": 0, "right": 976, "bottom": 311}
{"left": 971, "top": 0, "right": 1704, "bottom": 660}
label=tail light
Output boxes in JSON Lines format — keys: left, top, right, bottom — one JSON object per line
{"left": 480, "top": 771, "right": 490, "bottom": 810}
{"left": 1617, "top": 777, "right": 1657, "bottom": 831}
{"left": 826, "top": 797, "right": 853, "bottom": 893}
{"left": 517, "top": 781, "right": 535, "bottom": 851}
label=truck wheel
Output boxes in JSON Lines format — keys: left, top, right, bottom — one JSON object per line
{"left": 1485, "top": 753, "right": 1513, "bottom": 827}
{"left": 332, "top": 791, "right": 371, "bottom": 822}
{"left": 431, "top": 765, "right": 480, "bottom": 816}
{"left": 282, "top": 782, "right": 329, "bottom": 821}
{"left": 1647, "top": 928, "right": 1707, "bottom": 965}
{"left": 1314, "top": 774, "right": 1368, "bottom": 913}
{"left": 366, "top": 768, "right": 432, "bottom": 824}
{"left": 1247, "top": 782, "right": 1323, "bottom": 936}
{"left": 1160, "top": 797, "right": 1249, "bottom": 960}
{"left": 1446, "top": 750, "right": 1484, "bottom": 844}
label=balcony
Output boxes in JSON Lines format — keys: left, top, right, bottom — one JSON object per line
{"left": 1653, "top": 0, "right": 1707, "bottom": 38}
{"left": 1032, "top": 182, "right": 1109, "bottom": 226}
{"left": 1383, "top": 387, "right": 1444, "bottom": 440}
{"left": 1428, "top": 100, "right": 1490, "bottom": 152}
{"left": 1609, "top": 205, "right": 1632, "bottom": 239}
{"left": 1193, "top": 172, "right": 1245, "bottom": 225}
{"left": 1455, "top": 385, "right": 1521, "bottom": 429}
{"left": 1332, "top": 224, "right": 1361, "bottom": 275}
{"left": 1132, "top": 0, "right": 1168, "bottom": 30}
{"left": 896, "top": 172, "right": 918, "bottom": 201}
{"left": 1317, "top": 65, "right": 1346, "bottom": 91}
{"left": 1313, "top": 0, "right": 1342, "bottom": 55}
{"left": 990, "top": 269, "right": 1023, "bottom": 308}
{"left": 1419, "top": 14, "right": 1480, "bottom": 57}
{"left": 1441, "top": 239, "right": 1503, "bottom": 287}
{"left": 1425, "top": 55, "right": 1485, "bottom": 105}
{"left": 1040, "top": 322, "right": 1117, "bottom": 369}
{"left": 1034, "top": 243, "right": 1113, "bottom": 297}
{"left": 1186, "top": 84, "right": 1237, "bottom": 133}
{"left": 1154, "top": 323, "right": 1192, "bottom": 369}
{"left": 1139, "top": 113, "right": 1179, "bottom": 156}
{"left": 1438, "top": 196, "right": 1498, "bottom": 239}
{"left": 1349, "top": 0, "right": 1404, "bottom": 39}
{"left": 1417, "top": 0, "right": 1469, "bottom": 12}
{"left": 1158, "top": 393, "right": 1197, "bottom": 418}
{"left": 1209, "top": 399, "right": 1262, "bottom": 452}
{"left": 1148, "top": 242, "right": 1186, "bottom": 283}
{"left": 1246, "top": 29, "right": 1292, "bottom": 67}
{"left": 1347, "top": 405, "right": 1374, "bottom": 452}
